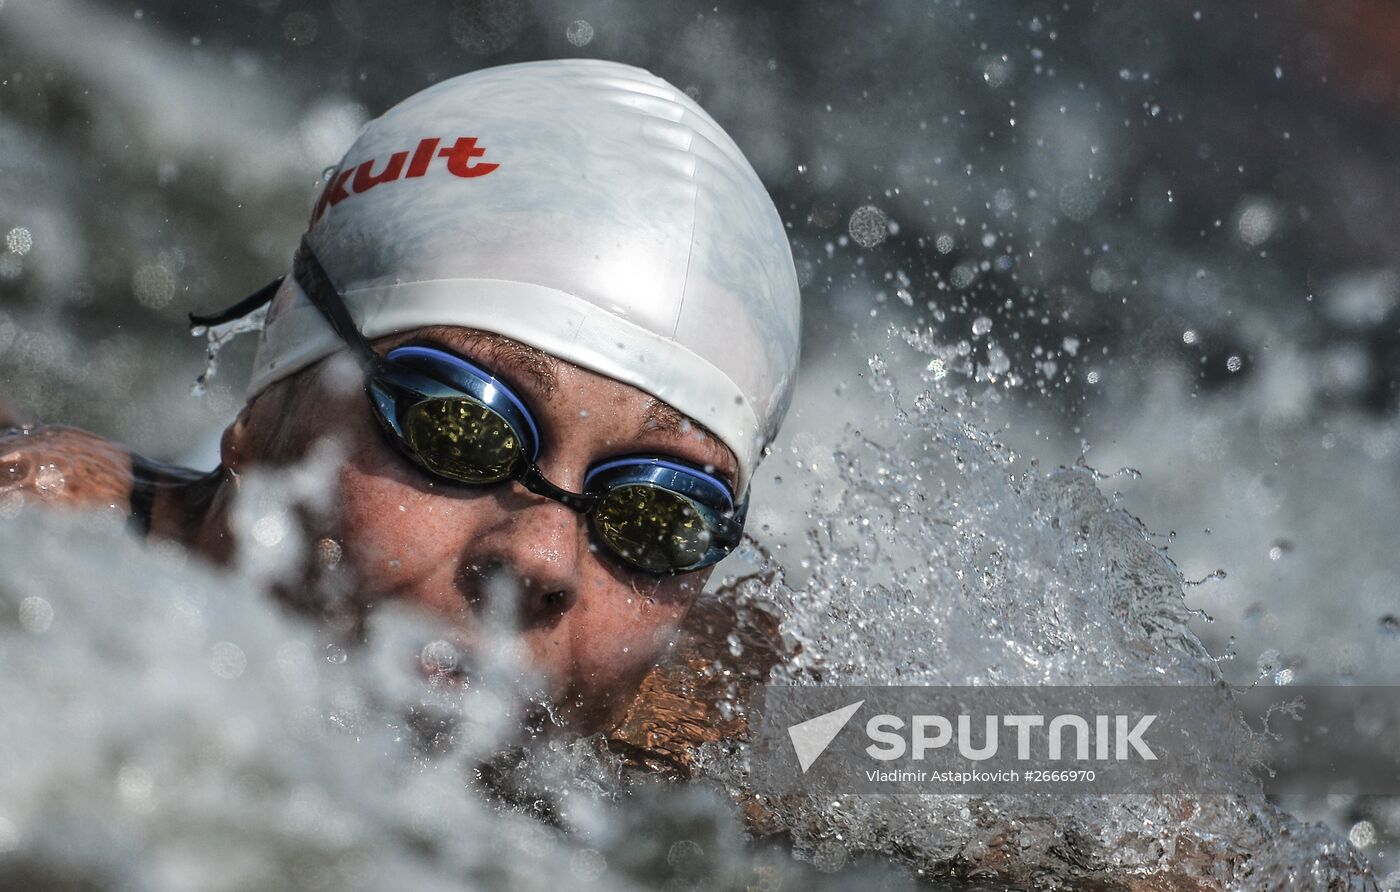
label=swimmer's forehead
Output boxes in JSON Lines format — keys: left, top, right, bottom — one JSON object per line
{"left": 399, "top": 325, "right": 740, "bottom": 485}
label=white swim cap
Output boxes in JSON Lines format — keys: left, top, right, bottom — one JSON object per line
{"left": 249, "top": 58, "right": 801, "bottom": 493}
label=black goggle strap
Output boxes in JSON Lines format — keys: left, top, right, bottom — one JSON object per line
{"left": 292, "top": 235, "right": 379, "bottom": 370}
{"left": 186, "top": 235, "right": 376, "bottom": 375}
{"left": 188, "top": 276, "right": 284, "bottom": 330}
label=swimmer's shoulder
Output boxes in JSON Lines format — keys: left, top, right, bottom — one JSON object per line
{"left": 607, "top": 585, "right": 794, "bottom": 778}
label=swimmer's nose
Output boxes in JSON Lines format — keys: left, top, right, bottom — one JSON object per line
{"left": 455, "top": 499, "right": 582, "bottom": 629}
{"left": 457, "top": 559, "right": 576, "bottom": 630}
{"left": 450, "top": 470, "right": 588, "bottom": 630}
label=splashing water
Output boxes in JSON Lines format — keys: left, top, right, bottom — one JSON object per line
{"left": 0, "top": 507, "right": 932, "bottom": 891}
{"left": 687, "top": 338, "right": 1374, "bottom": 888}
{"left": 0, "top": 335, "right": 1377, "bottom": 889}
{"left": 189, "top": 305, "right": 268, "bottom": 398}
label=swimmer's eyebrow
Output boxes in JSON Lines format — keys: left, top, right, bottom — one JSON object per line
{"left": 639, "top": 399, "right": 739, "bottom": 487}
{"left": 417, "top": 325, "right": 559, "bottom": 394}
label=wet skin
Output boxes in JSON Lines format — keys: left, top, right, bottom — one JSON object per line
{"left": 194, "top": 325, "right": 740, "bottom": 733}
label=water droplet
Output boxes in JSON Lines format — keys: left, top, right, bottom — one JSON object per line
{"left": 18, "top": 596, "right": 53, "bottom": 634}
{"left": 132, "top": 263, "right": 176, "bottom": 309}
{"left": 116, "top": 765, "right": 155, "bottom": 810}
{"left": 4, "top": 227, "right": 32, "bottom": 256}
{"left": 569, "top": 848, "right": 606, "bottom": 879}
{"left": 981, "top": 56, "right": 1011, "bottom": 88}
{"left": 668, "top": 839, "right": 704, "bottom": 871}
{"left": 1238, "top": 200, "right": 1279, "bottom": 246}
{"left": 315, "top": 537, "right": 343, "bottom": 567}
{"left": 1256, "top": 648, "right": 1282, "bottom": 675}
{"left": 811, "top": 839, "right": 849, "bottom": 872}
{"left": 420, "top": 639, "right": 460, "bottom": 674}
{"left": 565, "top": 19, "right": 594, "bottom": 46}
{"left": 848, "top": 205, "right": 890, "bottom": 248}
{"left": 1350, "top": 820, "right": 1376, "bottom": 848}
{"left": 32, "top": 463, "right": 65, "bottom": 496}
{"left": 251, "top": 513, "right": 289, "bottom": 548}
{"left": 208, "top": 641, "right": 247, "bottom": 680}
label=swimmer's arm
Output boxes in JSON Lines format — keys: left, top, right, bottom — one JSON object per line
{"left": 0, "top": 424, "right": 221, "bottom": 543}
{"left": 0, "top": 425, "right": 141, "bottom": 516}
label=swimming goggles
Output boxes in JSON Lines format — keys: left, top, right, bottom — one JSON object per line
{"left": 191, "top": 237, "right": 747, "bottom": 576}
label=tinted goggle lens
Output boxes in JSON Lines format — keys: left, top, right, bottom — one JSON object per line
{"left": 401, "top": 398, "right": 525, "bottom": 484}
{"left": 591, "top": 484, "right": 713, "bottom": 574}
{"left": 375, "top": 351, "right": 738, "bottom": 574}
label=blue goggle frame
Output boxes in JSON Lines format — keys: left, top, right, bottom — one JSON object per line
{"left": 367, "top": 344, "right": 747, "bottom": 574}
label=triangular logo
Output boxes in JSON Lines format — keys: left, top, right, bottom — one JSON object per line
{"left": 787, "top": 700, "right": 864, "bottom": 773}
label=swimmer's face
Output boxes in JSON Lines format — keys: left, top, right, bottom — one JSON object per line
{"left": 218, "top": 326, "right": 739, "bottom": 732}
